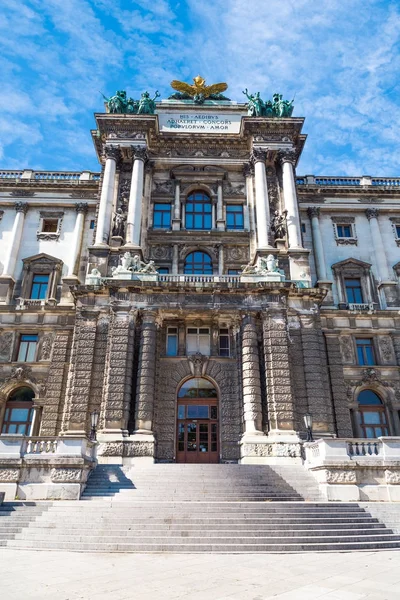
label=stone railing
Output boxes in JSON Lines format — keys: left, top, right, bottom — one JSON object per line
{"left": 157, "top": 274, "right": 241, "bottom": 284}
{"left": 0, "top": 170, "right": 100, "bottom": 182}
{"left": 0, "top": 435, "right": 96, "bottom": 460}
{"left": 297, "top": 175, "right": 400, "bottom": 188}
{"left": 348, "top": 303, "right": 375, "bottom": 313}
{"left": 303, "top": 437, "right": 400, "bottom": 502}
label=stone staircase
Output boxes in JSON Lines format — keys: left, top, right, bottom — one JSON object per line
{"left": 1, "top": 464, "right": 400, "bottom": 552}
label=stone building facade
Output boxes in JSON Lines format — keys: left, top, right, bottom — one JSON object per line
{"left": 0, "top": 85, "right": 400, "bottom": 499}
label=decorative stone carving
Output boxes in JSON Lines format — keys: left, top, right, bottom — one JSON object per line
{"left": 378, "top": 337, "right": 394, "bottom": 363}
{"left": 307, "top": 206, "right": 320, "bottom": 219}
{"left": 242, "top": 443, "right": 301, "bottom": 458}
{"left": 324, "top": 469, "right": 357, "bottom": 484}
{"left": 103, "top": 145, "right": 121, "bottom": 162}
{"left": 278, "top": 149, "right": 297, "bottom": 165}
{"left": 150, "top": 245, "right": 172, "bottom": 260}
{"left": 0, "top": 469, "right": 19, "bottom": 482}
{"left": 339, "top": 336, "right": 354, "bottom": 364}
{"left": 271, "top": 210, "right": 287, "bottom": 240}
{"left": 227, "top": 246, "right": 247, "bottom": 261}
{"left": 112, "top": 208, "right": 126, "bottom": 238}
{"left": 241, "top": 255, "right": 284, "bottom": 279}
{"left": 97, "top": 442, "right": 124, "bottom": 457}
{"left": 243, "top": 162, "right": 254, "bottom": 177}
{"left": 5, "top": 365, "right": 35, "bottom": 384}
{"left": 365, "top": 207, "right": 379, "bottom": 220}
{"left": 39, "top": 334, "right": 54, "bottom": 361}
{"left": 70, "top": 191, "right": 97, "bottom": 199}
{"left": 75, "top": 202, "right": 89, "bottom": 214}
{"left": 15, "top": 202, "right": 29, "bottom": 214}
{"left": 10, "top": 190, "right": 35, "bottom": 197}
{"left": 111, "top": 253, "right": 158, "bottom": 276}
{"left": 124, "top": 441, "right": 154, "bottom": 457}
{"left": 188, "top": 353, "right": 208, "bottom": 377}
{"left": 361, "top": 368, "right": 389, "bottom": 386}
{"left": 50, "top": 468, "right": 82, "bottom": 483}
{"left": 223, "top": 181, "right": 246, "bottom": 196}
{"left": 250, "top": 148, "right": 267, "bottom": 163}
{"left": 385, "top": 470, "right": 400, "bottom": 485}
{"left": 131, "top": 146, "right": 148, "bottom": 162}
{"left": 0, "top": 332, "right": 14, "bottom": 361}
{"left": 153, "top": 180, "right": 174, "bottom": 194}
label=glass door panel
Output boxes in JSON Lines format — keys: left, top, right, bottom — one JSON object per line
{"left": 187, "top": 423, "right": 197, "bottom": 452}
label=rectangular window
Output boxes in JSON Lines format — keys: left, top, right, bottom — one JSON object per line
{"left": 345, "top": 278, "right": 363, "bottom": 304}
{"left": 301, "top": 223, "right": 306, "bottom": 233}
{"left": 356, "top": 338, "right": 375, "bottom": 366}
{"left": 30, "top": 274, "right": 49, "bottom": 300}
{"left": 396, "top": 224, "right": 400, "bottom": 238}
{"left": 228, "top": 269, "right": 240, "bottom": 275}
{"left": 90, "top": 219, "right": 95, "bottom": 230}
{"left": 17, "top": 334, "right": 38, "bottom": 362}
{"left": 337, "top": 224, "right": 353, "bottom": 238}
{"left": 219, "top": 328, "right": 230, "bottom": 357}
{"left": 158, "top": 267, "right": 169, "bottom": 274}
{"left": 226, "top": 204, "right": 244, "bottom": 230}
{"left": 41, "top": 219, "right": 58, "bottom": 233}
{"left": 153, "top": 203, "right": 171, "bottom": 228}
{"left": 186, "top": 327, "right": 210, "bottom": 356}
{"left": 166, "top": 327, "right": 178, "bottom": 356}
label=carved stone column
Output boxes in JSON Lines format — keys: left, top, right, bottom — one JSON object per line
{"left": 241, "top": 315, "right": 263, "bottom": 434}
{"left": 251, "top": 149, "right": 272, "bottom": 249}
{"left": 300, "top": 314, "right": 335, "bottom": 435}
{"left": 29, "top": 403, "right": 42, "bottom": 437}
{"left": 279, "top": 150, "right": 303, "bottom": 249}
{"left": 262, "top": 311, "right": 296, "bottom": 433}
{"left": 172, "top": 244, "right": 179, "bottom": 275}
{"left": 40, "top": 330, "right": 71, "bottom": 436}
{"left": 243, "top": 162, "right": 256, "bottom": 256}
{"left": 216, "top": 180, "right": 225, "bottom": 230}
{"left": 65, "top": 203, "right": 88, "bottom": 280}
{"left": 366, "top": 208, "right": 391, "bottom": 281}
{"left": 101, "top": 308, "right": 137, "bottom": 433}
{"left": 62, "top": 311, "right": 98, "bottom": 435}
{"left": 307, "top": 207, "right": 328, "bottom": 281}
{"left": 134, "top": 311, "right": 157, "bottom": 433}
{"left": 2, "top": 202, "right": 29, "bottom": 277}
{"left": 172, "top": 179, "right": 181, "bottom": 230}
{"left": 217, "top": 245, "right": 224, "bottom": 275}
{"left": 125, "top": 146, "right": 147, "bottom": 248}
{"left": 325, "top": 333, "right": 353, "bottom": 437}
{"left": 94, "top": 146, "right": 119, "bottom": 246}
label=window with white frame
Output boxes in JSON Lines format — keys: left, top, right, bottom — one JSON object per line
{"left": 332, "top": 258, "right": 376, "bottom": 309}
{"left": 166, "top": 327, "right": 178, "bottom": 356}
{"left": 37, "top": 211, "right": 63, "bottom": 240}
{"left": 331, "top": 216, "right": 357, "bottom": 245}
{"left": 186, "top": 327, "right": 210, "bottom": 355}
{"left": 17, "top": 334, "right": 38, "bottom": 362}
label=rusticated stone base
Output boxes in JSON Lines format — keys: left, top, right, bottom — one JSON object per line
{"left": 239, "top": 435, "right": 303, "bottom": 464}
{"left": 97, "top": 433, "right": 155, "bottom": 465}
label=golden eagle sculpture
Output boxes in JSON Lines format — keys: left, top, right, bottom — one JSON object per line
{"left": 169, "top": 76, "right": 230, "bottom": 104}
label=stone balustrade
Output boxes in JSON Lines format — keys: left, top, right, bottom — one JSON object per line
{"left": 0, "top": 436, "right": 96, "bottom": 500}
{"left": 304, "top": 437, "right": 400, "bottom": 502}
{"left": 0, "top": 170, "right": 100, "bottom": 182}
{"left": 296, "top": 175, "right": 400, "bottom": 187}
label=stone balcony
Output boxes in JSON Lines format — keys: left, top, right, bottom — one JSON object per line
{"left": 304, "top": 437, "right": 400, "bottom": 502}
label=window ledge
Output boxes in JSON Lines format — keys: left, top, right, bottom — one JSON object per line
{"left": 36, "top": 233, "right": 60, "bottom": 241}
{"left": 336, "top": 238, "right": 358, "bottom": 245}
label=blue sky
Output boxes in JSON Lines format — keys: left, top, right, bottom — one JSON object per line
{"left": 1, "top": 0, "right": 400, "bottom": 175}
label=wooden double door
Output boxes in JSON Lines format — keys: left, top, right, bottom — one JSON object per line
{"left": 176, "top": 399, "right": 219, "bottom": 463}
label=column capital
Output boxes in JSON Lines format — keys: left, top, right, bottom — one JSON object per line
{"left": 131, "top": 145, "right": 148, "bottom": 162}
{"left": 307, "top": 206, "right": 320, "bottom": 219}
{"left": 103, "top": 145, "right": 121, "bottom": 162}
{"left": 75, "top": 202, "right": 88, "bottom": 214}
{"left": 15, "top": 202, "right": 29, "bottom": 214}
{"left": 278, "top": 149, "right": 297, "bottom": 165}
{"left": 243, "top": 162, "right": 254, "bottom": 177}
{"left": 174, "top": 179, "right": 181, "bottom": 189}
{"left": 366, "top": 207, "right": 379, "bottom": 220}
{"left": 250, "top": 148, "right": 267, "bottom": 164}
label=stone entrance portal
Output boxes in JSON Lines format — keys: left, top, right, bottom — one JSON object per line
{"left": 176, "top": 378, "right": 219, "bottom": 463}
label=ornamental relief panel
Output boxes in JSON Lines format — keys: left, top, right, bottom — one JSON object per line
{"left": 152, "top": 180, "right": 174, "bottom": 195}
{"left": 226, "top": 246, "right": 249, "bottom": 262}
{"left": 150, "top": 245, "right": 173, "bottom": 260}
{"left": 378, "top": 336, "right": 395, "bottom": 364}
{"left": 0, "top": 332, "right": 14, "bottom": 362}
{"left": 339, "top": 335, "right": 355, "bottom": 364}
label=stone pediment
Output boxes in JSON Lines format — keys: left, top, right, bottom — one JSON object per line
{"left": 331, "top": 257, "right": 371, "bottom": 272}
{"left": 22, "top": 253, "right": 63, "bottom": 267}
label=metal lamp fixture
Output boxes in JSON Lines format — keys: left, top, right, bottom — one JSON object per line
{"left": 90, "top": 410, "right": 100, "bottom": 441}
{"left": 303, "top": 412, "right": 314, "bottom": 442}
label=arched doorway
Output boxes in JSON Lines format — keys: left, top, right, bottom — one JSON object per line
{"left": 176, "top": 377, "right": 219, "bottom": 463}
{"left": 1, "top": 387, "right": 35, "bottom": 435}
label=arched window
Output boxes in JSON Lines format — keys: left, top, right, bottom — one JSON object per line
{"left": 184, "top": 251, "right": 213, "bottom": 275}
{"left": 1, "top": 387, "right": 35, "bottom": 435}
{"left": 178, "top": 378, "right": 218, "bottom": 399}
{"left": 185, "top": 191, "right": 212, "bottom": 230}
{"left": 357, "top": 390, "right": 388, "bottom": 438}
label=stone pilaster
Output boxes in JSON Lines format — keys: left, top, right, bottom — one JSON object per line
{"left": 325, "top": 334, "right": 353, "bottom": 437}
{"left": 40, "top": 331, "right": 71, "bottom": 436}
{"left": 241, "top": 315, "right": 263, "bottom": 434}
{"left": 101, "top": 308, "right": 136, "bottom": 432}
{"left": 89, "top": 315, "right": 109, "bottom": 430}
{"left": 262, "top": 311, "right": 296, "bottom": 432}
{"left": 64, "top": 202, "right": 88, "bottom": 282}
{"left": 391, "top": 334, "right": 400, "bottom": 367}
{"left": 134, "top": 310, "right": 157, "bottom": 433}
{"left": 300, "top": 314, "right": 335, "bottom": 435}
{"left": 287, "top": 315, "right": 308, "bottom": 431}
{"left": 62, "top": 311, "right": 98, "bottom": 435}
